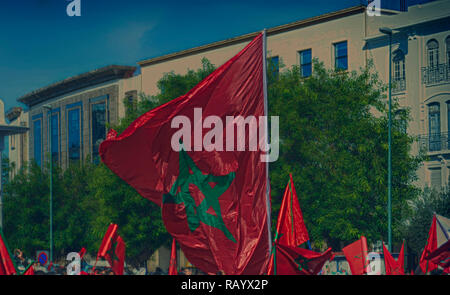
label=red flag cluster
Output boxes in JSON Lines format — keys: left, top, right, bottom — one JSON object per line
{"left": 383, "top": 242, "right": 404, "bottom": 275}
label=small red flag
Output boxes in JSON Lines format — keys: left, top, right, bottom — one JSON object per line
{"left": 343, "top": 236, "right": 369, "bottom": 275}
{"left": 97, "top": 224, "right": 126, "bottom": 275}
{"left": 268, "top": 242, "right": 333, "bottom": 275}
{"left": 0, "top": 231, "right": 16, "bottom": 275}
{"left": 168, "top": 238, "right": 178, "bottom": 275}
{"left": 79, "top": 247, "right": 86, "bottom": 260}
{"left": 23, "top": 264, "right": 34, "bottom": 275}
{"left": 419, "top": 215, "right": 438, "bottom": 273}
{"left": 275, "top": 174, "right": 310, "bottom": 246}
{"left": 382, "top": 242, "right": 404, "bottom": 275}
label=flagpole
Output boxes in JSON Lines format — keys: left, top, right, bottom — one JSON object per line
{"left": 262, "top": 29, "right": 272, "bottom": 258}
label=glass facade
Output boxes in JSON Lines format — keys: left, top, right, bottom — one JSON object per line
{"left": 50, "top": 113, "right": 59, "bottom": 163}
{"left": 92, "top": 101, "right": 107, "bottom": 162}
{"left": 33, "top": 119, "right": 42, "bottom": 166}
{"left": 334, "top": 41, "right": 348, "bottom": 70}
{"left": 299, "top": 49, "right": 312, "bottom": 78}
{"left": 68, "top": 108, "right": 81, "bottom": 163}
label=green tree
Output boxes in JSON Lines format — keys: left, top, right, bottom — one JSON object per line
{"left": 401, "top": 187, "right": 450, "bottom": 255}
{"left": 268, "top": 59, "right": 424, "bottom": 250}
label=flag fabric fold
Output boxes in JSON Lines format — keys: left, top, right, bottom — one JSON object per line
{"left": 268, "top": 242, "right": 333, "bottom": 275}
{"left": 97, "top": 224, "right": 126, "bottom": 275}
{"left": 419, "top": 214, "right": 438, "bottom": 273}
{"left": 343, "top": 236, "right": 369, "bottom": 275}
{"left": 425, "top": 238, "right": 450, "bottom": 269}
{"left": 382, "top": 242, "right": 404, "bottom": 275}
{"left": 100, "top": 33, "right": 270, "bottom": 275}
{"left": 0, "top": 230, "right": 16, "bottom": 275}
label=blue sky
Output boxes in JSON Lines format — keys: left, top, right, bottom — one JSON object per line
{"left": 0, "top": 0, "right": 434, "bottom": 113}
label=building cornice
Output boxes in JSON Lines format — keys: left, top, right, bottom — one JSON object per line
{"left": 18, "top": 65, "right": 136, "bottom": 108}
{"left": 137, "top": 5, "right": 366, "bottom": 67}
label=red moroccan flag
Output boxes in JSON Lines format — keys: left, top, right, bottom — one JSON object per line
{"left": 419, "top": 214, "right": 438, "bottom": 273}
{"left": 275, "top": 174, "right": 309, "bottom": 246}
{"left": 382, "top": 242, "right": 404, "bottom": 275}
{"left": 168, "top": 238, "right": 178, "bottom": 275}
{"left": 0, "top": 230, "right": 16, "bottom": 275}
{"left": 22, "top": 264, "right": 34, "bottom": 275}
{"left": 97, "top": 224, "right": 126, "bottom": 275}
{"left": 268, "top": 242, "right": 333, "bottom": 275}
{"left": 100, "top": 33, "right": 271, "bottom": 275}
{"left": 79, "top": 247, "right": 86, "bottom": 259}
{"left": 343, "top": 236, "right": 369, "bottom": 275}
{"left": 426, "top": 239, "right": 450, "bottom": 269}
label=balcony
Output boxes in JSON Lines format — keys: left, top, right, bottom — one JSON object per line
{"left": 418, "top": 132, "right": 450, "bottom": 153}
{"left": 422, "top": 64, "right": 450, "bottom": 86}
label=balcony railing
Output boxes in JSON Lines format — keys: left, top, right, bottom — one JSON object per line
{"left": 392, "top": 78, "right": 406, "bottom": 93}
{"left": 418, "top": 132, "right": 450, "bottom": 153}
{"left": 422, "top": 64, "right": 450, "bottom": 86}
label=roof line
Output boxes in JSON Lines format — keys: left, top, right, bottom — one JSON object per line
{"left": 138, "top": 5, "right": 366, "bottom": 67}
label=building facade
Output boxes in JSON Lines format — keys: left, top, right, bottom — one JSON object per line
{"left": 16, "top": 65, "right": 139, "bottom": 170}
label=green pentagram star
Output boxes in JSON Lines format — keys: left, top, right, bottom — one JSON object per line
{"left": 163, "top": 148, "right": 236, "bottom": 243}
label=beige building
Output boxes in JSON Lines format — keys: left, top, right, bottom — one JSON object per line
{"left": 137, "top": 1, "right": 450, "bottom": 190}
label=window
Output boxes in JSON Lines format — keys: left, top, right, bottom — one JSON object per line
{"left": 299, "top": 49, "right": 312, "bottom": 78}
{"left": 50, "top": 113, "right": 59, "bottom": 163}
{"left": 268, "top": 56, "right": 279, "bottom": 79}
{"left": 334, "top": 41, "right": 348, "bottom": 70}
{"left": 393, "top": 50, "right": 406, "bottom": 81}
{"left": 33, "top": 119, "right": 42, "bottom": 166}
{"left": 91, "top": 101, "right": 107, "bottom": 163}
{"left": 428, "top": 103, "right": 441, "bottom": 151}
{"left": 395, "top": 109, "right": 407, "bottom": 134}
{"left": 68, "top": 107, "right": 81, "bottom": 163}
{"left": 429, "top": 168, "right": 442, "bottom": 190}
{"left": 446, "top": 36, "right": 450, "bottom": 68}
{"left": 427, "top": 39, "right": 439, "bottom": 68}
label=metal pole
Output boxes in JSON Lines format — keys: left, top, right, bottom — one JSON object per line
{"left": 49, "top": 113, "right": 53, "bottom": 263}
{"left": 387, "top": 33, "right": 392, "bottom": 252}
{"left": 262, "top": 29, "right": 272, "bottom": 257}
{"left": 44, "top": 105, "right": 53, "bottom": 263}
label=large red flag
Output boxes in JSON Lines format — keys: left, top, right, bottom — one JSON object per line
{"left": 100, "top": 33, "right": 271, "bottom": 274}
{"left": 97, "top": 224, "right": 126, "bottom": 275}
{"left": 0, "top": 230, "right": 16, "bottom": 275}
{"left": 419, "top": 215, "right": 438, "bottom": 273}
{"left": 382, "top": 242, "right": 404, "bottom": 275}
{"left": 268, "top": 242, "right": 333, "bottom": 275}
{"left": 343, "top": 236, "right": 369, "bottom": 275}
{"left": 168, "top": 238, "right": 178, "bottom": 275}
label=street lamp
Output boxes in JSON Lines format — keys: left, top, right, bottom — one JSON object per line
{"left": 43, "top": 104, "right": 53, "bottom": 263}
{"left": 379, "top": 27, "right": 393, "bottom": 252}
